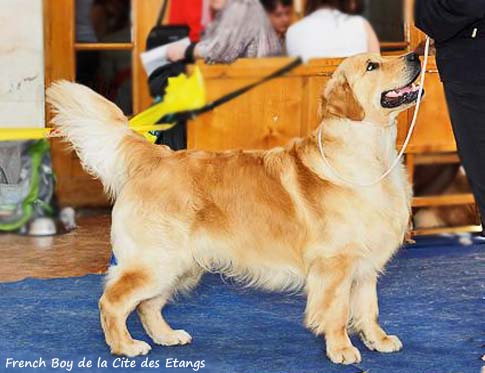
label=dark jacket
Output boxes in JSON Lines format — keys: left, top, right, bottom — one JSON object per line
{"left": 415, "top": 0, "right": 485, "bottom": 82}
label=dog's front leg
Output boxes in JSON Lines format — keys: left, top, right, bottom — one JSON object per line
{"left": 304, "top": 255, "right": 361, "bottom": 365}
{"left": 350, "top": 273, "right": 403, "bottom": 353}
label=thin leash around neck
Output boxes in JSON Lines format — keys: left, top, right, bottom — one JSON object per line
{"left": 317, "top": 37, "right": 431, "bottom": 188}
{"left": 325, "top": 119, "right": 398, "bottom": 130}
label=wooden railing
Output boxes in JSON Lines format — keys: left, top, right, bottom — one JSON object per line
{"left": 188, "top": 57, "right": 456, "bottom": 152}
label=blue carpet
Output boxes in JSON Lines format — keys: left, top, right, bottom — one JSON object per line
{"left": 0, "top": 236, "right": 484, "bottom": 373}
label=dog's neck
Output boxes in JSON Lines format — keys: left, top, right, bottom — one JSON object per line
{"left": 297, "top": 117, "right": 400, "bottom": 186}
{"left": 320, "top": 116, "right": 398, "bottom": 151}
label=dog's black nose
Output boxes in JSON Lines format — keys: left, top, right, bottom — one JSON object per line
{"left": 405, "top": 52, "right": 419, "bottom": 63}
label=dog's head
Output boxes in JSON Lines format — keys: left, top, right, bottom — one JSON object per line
{"left": 321, "top": 52, "right": 423, "bottom": 123}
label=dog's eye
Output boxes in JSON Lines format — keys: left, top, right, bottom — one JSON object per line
{"left": 366, "top": 62, "right": 379, "bottom": 72}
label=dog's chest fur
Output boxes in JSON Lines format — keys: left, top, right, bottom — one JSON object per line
{"left": 292, "top": 130, "right": 412, "bottom": 272}
{"left": 351, "top": 164, "right": 411, "bottom": 263}
{"left": 303, "top": 166, "right": 409, "bottom": 265}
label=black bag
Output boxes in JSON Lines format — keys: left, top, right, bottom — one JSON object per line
{"left": 145, "top": 1, "right": 190, "bottom": 150}
{"left": 145, "top": 0, "right": 190, "bottom": 51}
{"left": 149, "top": 61, "right": 188, "bottom": 150}
{"left": 148, "top": 61, "right": 186, "bottom": 97}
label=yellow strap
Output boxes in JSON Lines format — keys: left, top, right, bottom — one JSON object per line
{"left": 0, "top": 128, "right": 53, "bottom": 141}
{"left": 0, "top": 124, "right": 176, "bottom": 142}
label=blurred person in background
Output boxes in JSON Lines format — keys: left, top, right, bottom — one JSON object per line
{"left": 286, "top": 0, "right": 380, "bottom": 60}
{"left": 167, "top": 0, "right": 282, "bottom": 64}
{"left": 260, "top": 0, "right": 293, "bottom": 46}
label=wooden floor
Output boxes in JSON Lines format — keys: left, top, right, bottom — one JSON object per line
{"left": 0, "top": 214, "right": 111, "bottom": 283}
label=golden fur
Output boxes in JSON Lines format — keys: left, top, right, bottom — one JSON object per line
{"left": 47, "top": 53, "right": 420, "bottom": 365}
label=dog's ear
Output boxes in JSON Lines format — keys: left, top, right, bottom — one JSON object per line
{"left": 320, "top": 73, "right": 365, "bottom": 122}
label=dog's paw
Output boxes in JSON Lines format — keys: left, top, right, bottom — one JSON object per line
{"left": 363, "top": 334, "right": 403, "bottom": 353}
{"left": 112, "top": 339, "right": 152, "bottom": 357}
{"left": 153, "top": 329, "right": 192, "bottom": 346}
{"left": 326, "top": 345, "right": 362, "bottom": 365}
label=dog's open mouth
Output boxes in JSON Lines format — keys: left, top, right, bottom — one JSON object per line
{"left": 381, "top": 73, "right": 423, "bottom": 109}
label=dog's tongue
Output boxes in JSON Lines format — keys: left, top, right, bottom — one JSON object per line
{"left": 386, "top": 83, "right": 419, "bottom": 98}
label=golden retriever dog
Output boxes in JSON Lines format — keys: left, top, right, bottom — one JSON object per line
{"left": 46, "top": 52, "right": 422, "bottom": 365}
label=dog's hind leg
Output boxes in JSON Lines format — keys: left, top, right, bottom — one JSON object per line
{"left": 99, "top": 265, "right": 171, "bottom": 357}
{"left": 350, "top": 272, "right": 403, "bottom": 353}
{"left": 304, "top": 254, "right": 361, "bottom": 365}
{"left": 137, "top": 266, "right": 204, "bottom": 346}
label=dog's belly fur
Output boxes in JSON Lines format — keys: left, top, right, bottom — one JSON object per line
{"left": 111, "top": 140, "right": 410, "bottom": 293}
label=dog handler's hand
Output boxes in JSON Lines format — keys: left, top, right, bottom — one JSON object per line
{"left": 167, "top": 42, "right": 187, "bottom": 62}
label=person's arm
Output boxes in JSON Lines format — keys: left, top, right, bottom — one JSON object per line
{"left": 167, "top": 1, "right": 251, "bottom": 64}
{"left": 195, "top": 1, "right": 255, "bottom": 63}
{"left": 166, "top": 42, "right": 192, "bottom": 62}
{"left": 364, "top": 20, "right": 380, "bottom": 54}
{"left": 415, "top": 0, "right": 485, "bottom": 43}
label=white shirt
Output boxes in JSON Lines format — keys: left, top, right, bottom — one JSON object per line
{"left": 286, "top": 9, "right": 370, "bottom": 61}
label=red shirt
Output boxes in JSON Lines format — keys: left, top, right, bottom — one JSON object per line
{"left": 168, "top": 0, "right": 204, "bottom": 42}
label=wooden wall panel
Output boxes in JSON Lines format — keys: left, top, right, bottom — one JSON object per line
{"left": 188, "top": 58, "right": 342, "bottom": 150}
{"left": 189, "top": 77, "right": 304, "bottom": 150}
{"left": 189, "top": 57, "right": 454, "bottom": 155}
{"left": 44, "top": 0, "right": 108, "bottom": 207}
{"left": 132, "top": 0, "right": 165, "bottom": 113}
{"left": 301, "top": 75, "right": 329, "bottom": 134}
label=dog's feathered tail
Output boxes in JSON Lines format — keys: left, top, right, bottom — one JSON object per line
{"left": 46, "top": 80, "right": 131, "bottom": 199}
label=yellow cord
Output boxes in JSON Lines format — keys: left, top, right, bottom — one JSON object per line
{"left": 0, "top": 124, "right": 177, "bottom": 142}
